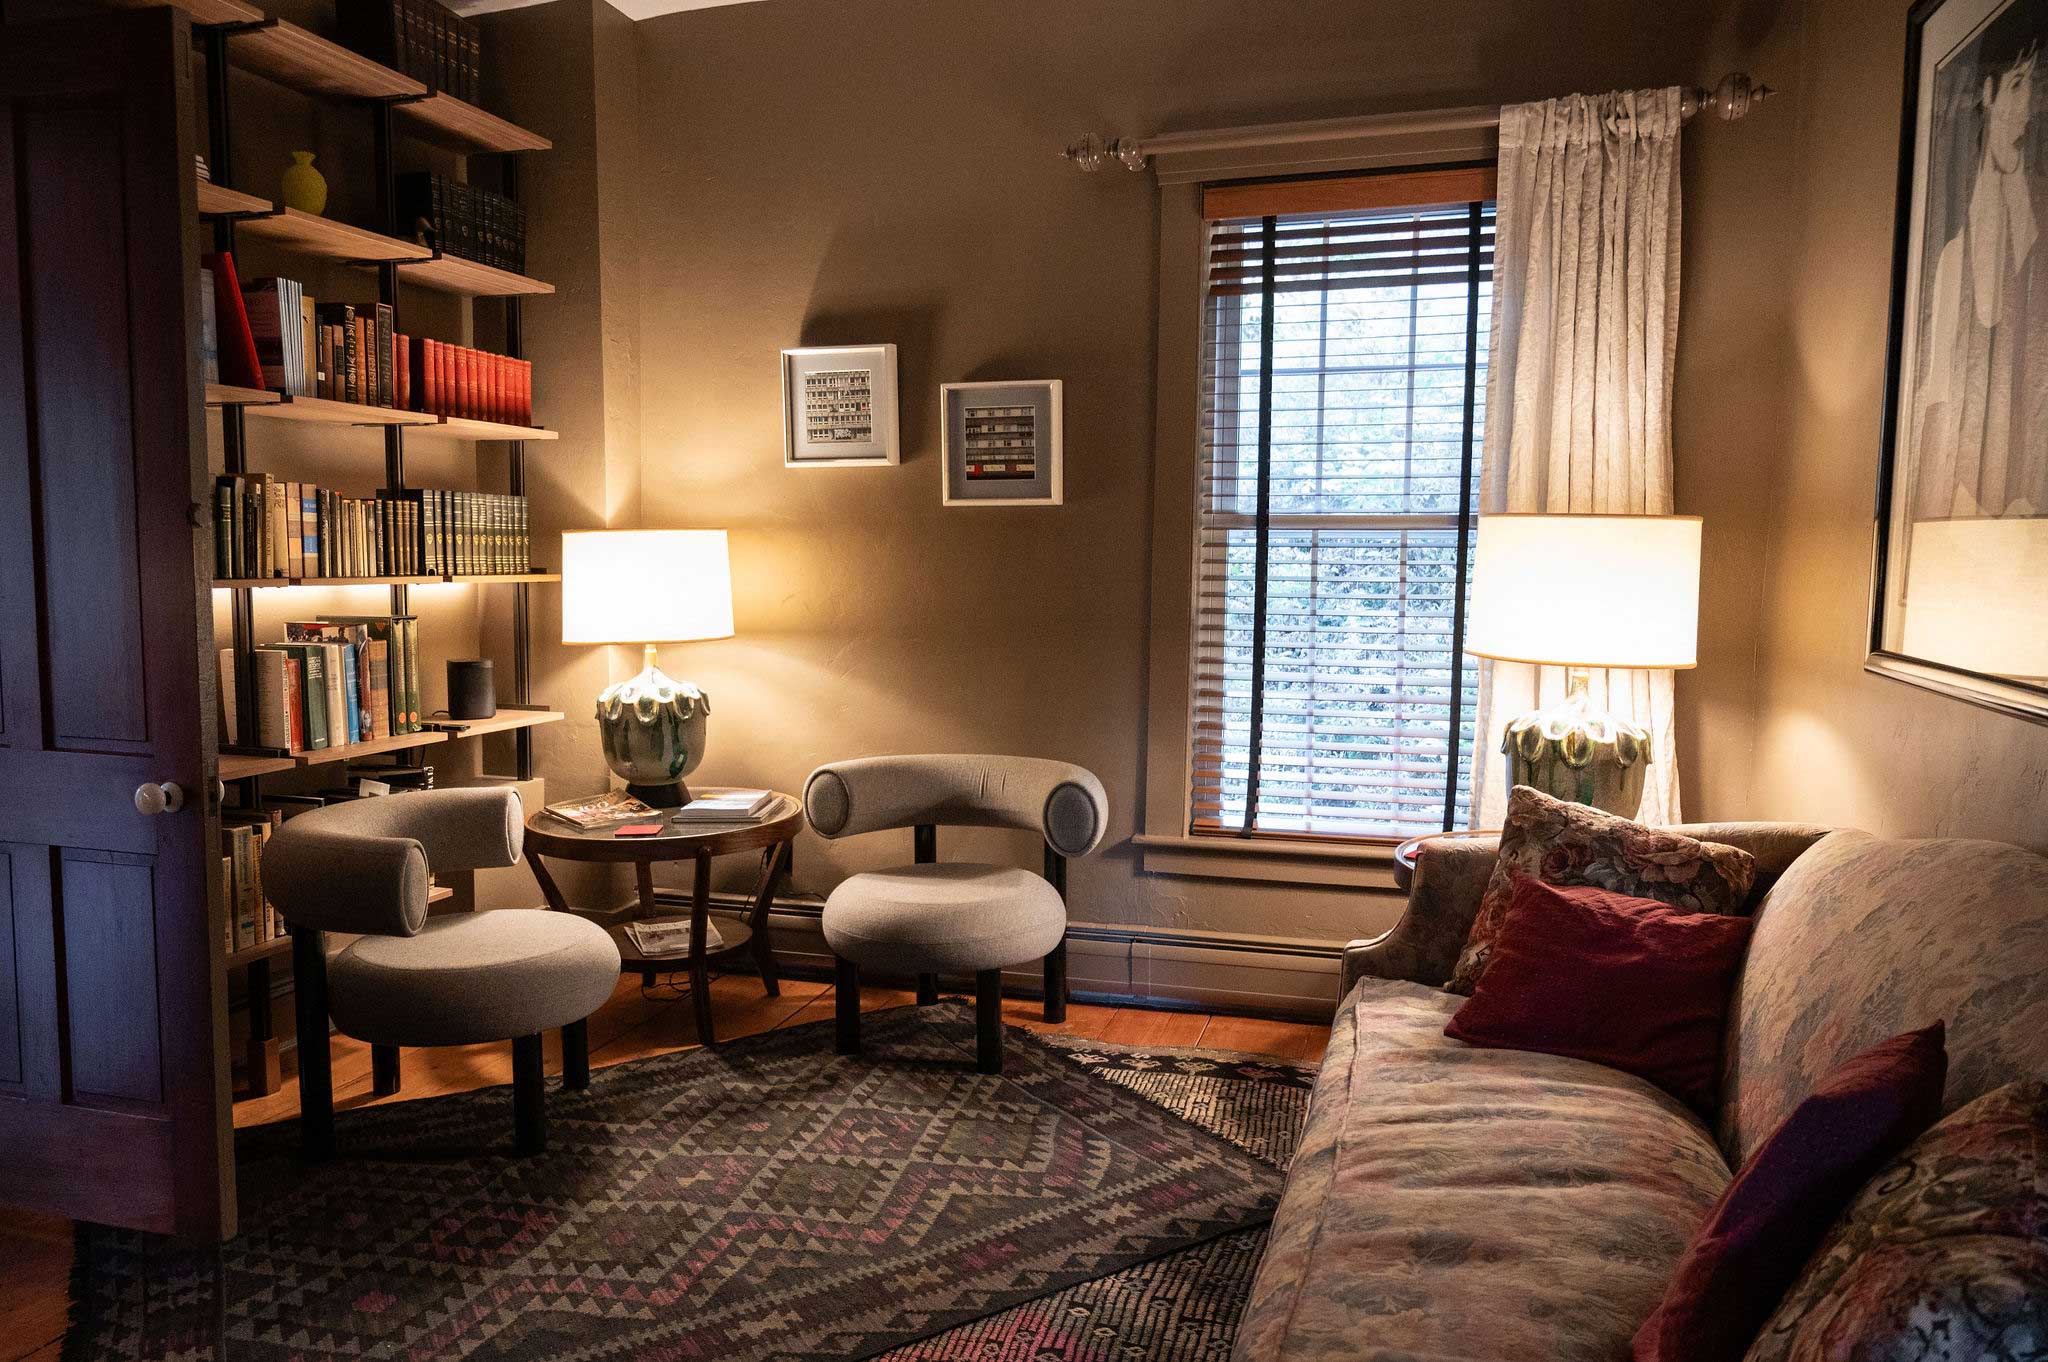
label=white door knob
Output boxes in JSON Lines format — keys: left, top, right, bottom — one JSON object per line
{"left": 133, "top": 782, "right": 186, "bottom": 816}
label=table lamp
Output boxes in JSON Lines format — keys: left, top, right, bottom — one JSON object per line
{"left": 562, "top": 529, "right": 734, "bottom": 808}
{"left": 1463, "top": 513, "right": 1701, "bottom": 817}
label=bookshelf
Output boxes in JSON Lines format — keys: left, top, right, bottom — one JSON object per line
{"left": 176, "top": 0, "right": 557, "bottom": 1097}
{"left": 215, "top": 572, "right": 560, "bottom": 587}
{"left": 235, "top": 206, "right": 432, "bottom": 264}
{"left": 197, "top": 180, "right": 272, "bottom": 218}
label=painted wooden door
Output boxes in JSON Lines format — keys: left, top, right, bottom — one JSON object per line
{"left": 0, "top": 7, "right": 234, "bottom": 1239}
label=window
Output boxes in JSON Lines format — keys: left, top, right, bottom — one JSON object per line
{"left": 1188, "top": 172, "right": 1494, "bottom": 841}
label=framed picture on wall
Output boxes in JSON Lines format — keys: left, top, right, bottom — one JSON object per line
{"left": 781, "top": 344, "right": 899, "bottom": 467}
{"left": 941, "top": 380, "right": 1063, "bottom": 506}
{"left": 1869, "top": 0, "right": 2048, "bottom": 723}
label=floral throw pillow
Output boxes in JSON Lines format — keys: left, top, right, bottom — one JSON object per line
{"left": 1445, "top": 785, "right": 1758, "bottom": 995}
{"left": 1743, "top": 1081, "right": 2048, "bottom": 1362}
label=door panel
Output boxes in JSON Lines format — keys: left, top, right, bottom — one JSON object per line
{"left": 62, "top": 851, "right": 167, "bottom": 1105}
{"left": 0, "top": 847, "right": 21, "bottom": 1087}
{"left": 0, "top": 8, "right": 233, "bottom": 1240}
{"left": 27, "top": 103, "right": 152, "bottom": 752}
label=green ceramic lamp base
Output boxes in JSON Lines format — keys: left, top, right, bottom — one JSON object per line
{"left": 1500, "top": 668, "right": 1651, "bottom": 818}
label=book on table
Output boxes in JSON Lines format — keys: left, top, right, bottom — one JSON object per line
{"left": 672, "top": 790, "right": 776, "bottom": 823}
{"left": 543, "top": 790, "right": 662, "bottom": 829}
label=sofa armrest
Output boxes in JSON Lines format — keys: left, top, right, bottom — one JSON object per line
{"left": 1338, "top": 834, "right": 1502, "bottom": 997}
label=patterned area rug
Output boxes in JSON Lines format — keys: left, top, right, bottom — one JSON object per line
{"left": 66, "top": 1003, "right": 1315, "bottom": 1362}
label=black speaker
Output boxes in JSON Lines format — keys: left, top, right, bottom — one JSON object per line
{"left": 447, "top": 659, "right": 496, "bottom": 720}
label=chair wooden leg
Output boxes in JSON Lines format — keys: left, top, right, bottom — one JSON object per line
{"left": 916, "top": 972, "right": 939, "bottom": 1006}
{"left": 975, "top": 969, "right": 1004, "bottom": 1074}
{"left": 834, "top": 955, "right": 861, "bottom": 1056}
{"left": 371, "top": 1043, "right": 401, "bottom": 1097}
{"left": 1043, "top": 936, "right": 1068, "bottom": 1023}
{"left": 562, "top": 1017, "right": 591, "bottom": 1090}
{"left": 291, "top": 928, "right": 335, "bottom": 1161}
{"left": 512, "top": 1034, "right": 546, "bottom": 1156}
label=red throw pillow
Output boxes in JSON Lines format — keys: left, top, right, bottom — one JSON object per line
{"left": 1631, "top": 1024, "right": 1948, "bottom": 1362}
{"left": 1443, "top": 875, "right": 1754, "bottom": 1113}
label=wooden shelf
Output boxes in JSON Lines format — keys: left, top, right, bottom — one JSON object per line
{"left": 415, "top": 416, "right": 559, "bottom": 443}
{"left": 292, "top": 730, "right": 448, "bottom": 766}
{"left": 236, "top": 207, "right": 430, "bottom": 265}
{"left": 397, "top": 93, "right": 552, "bottom": 155}
{"left": 423, "top": 709, "right": 565, "bottom": 738}
{"left": 228, "top": 19, "right": 427, "bottom": 102}
{"left": 214, "top": 575, "right": 441, "bottom": 589}
{"left": 219, "top": 752, "right": 297, "bottom": 780}
{"left": 224, "top": 934, "right": 292, "bottom": 968}
{"left": 196, "top": 180, "right": 272, "bottom": 218}
{"left": 244, "top": 394, "right": 438, "bottom": 428}
{"left": 108, "top": 0, "right": 262, "bottom": 26}
{"left": 204, "top": 382, "right": 282, "bottom": 407}
{"left": 214, "top": 573, "right": 558, "bottom": 589}
{"left": 395, "top": 254, "right": 554, "bottom": 299}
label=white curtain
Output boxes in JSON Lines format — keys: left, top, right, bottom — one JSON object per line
{"left": 1473, "top": 87, "right": 1686, "bottom": 827}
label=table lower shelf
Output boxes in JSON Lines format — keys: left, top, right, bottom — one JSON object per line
{"left": 610, "top": 912, "right": 755, "bottom": 973}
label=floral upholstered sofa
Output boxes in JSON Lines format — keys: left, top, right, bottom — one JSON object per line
{"left": 1232, "top": 824, "right": 2048, "bottom": 1362}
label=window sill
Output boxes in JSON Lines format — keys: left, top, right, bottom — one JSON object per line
{"left": 1133, "top": 832, "right": 1405, "bottom": 891}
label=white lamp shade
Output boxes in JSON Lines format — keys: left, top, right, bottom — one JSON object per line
{"left": 561, "top": 529, "right": 734, "bottom": 644}
{"left": 1900, "top": 517, "right": 2048, "bottom": 678}
{"left": 1464, "top": 514, "right": 1701, "bottom": 669}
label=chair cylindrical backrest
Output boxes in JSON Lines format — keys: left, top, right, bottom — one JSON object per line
{"left": 264, "top": 787, "right": 524, "bottom": 937}
{"left": 804, "top": 754, "right": 1108, "bottom": 858}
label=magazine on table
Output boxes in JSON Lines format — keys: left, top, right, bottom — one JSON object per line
{"left": 542, "top": 790, "right": 663, "bottom": 829}
{"left": 623, "top": 916, "right": 723, "bottom": 958}
{"left": 672, "top": 789, "right": 777, "bottom": 823}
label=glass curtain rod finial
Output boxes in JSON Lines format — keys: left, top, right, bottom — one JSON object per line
{"left": 1062, "top": 133, "right": 1148, "bottom": 172}
{"left": 1684, "top": 72, "right": 1776, "bottom": 122}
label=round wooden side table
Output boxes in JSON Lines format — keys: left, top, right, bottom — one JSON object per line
{"left": 521, "top": 789, "right": 805, "bottom": 1046}
{"left": 1391, "top": 829, "right": 1501, "bottom": 893}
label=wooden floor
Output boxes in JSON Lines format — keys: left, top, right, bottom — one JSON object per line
{"left": 0, "top": 978, "right": 1329, "bottom": 1362}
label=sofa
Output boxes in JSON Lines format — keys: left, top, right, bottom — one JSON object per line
{"left": 1232, "top": 824, "right": 2048, "bottom": 1362}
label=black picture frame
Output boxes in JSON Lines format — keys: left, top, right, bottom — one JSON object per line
{"left": 1867, "top": 0, "right": 2048, "bottom": 724}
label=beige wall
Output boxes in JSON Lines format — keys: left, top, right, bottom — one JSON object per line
{"left": 601, "top": 0, "right": 1738, "bottom": 945}
{"left": 1697, "top": 0, "right": 2048, "bottom": 850}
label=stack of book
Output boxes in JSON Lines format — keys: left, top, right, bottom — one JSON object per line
{"left": 312, "top": 302, "right": 405, "bottom": 409}
{"left": 212, "top": 477, "right": 532, "bottom": 580}
{"left": 673, "top": 790, "right": 778, "bottom": 823}
{"left": 219, "top": 810, "right": 285, "bottom": 953}
{"left": 412, "top": 339, "right": 533, "bottom": 425}
{"left": 223, "top": 614, "right": 423, "bottom": 755}
{"left": 338, "top": 0, "right": 482, "bottom": 103}
{"left": 397, "top": 173, "right": 526, "bottom": 275}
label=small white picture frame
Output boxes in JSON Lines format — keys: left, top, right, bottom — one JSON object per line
{"left": 781, "top": 344, "right": 900, "bottom": 467}
{"left": 941, "top": 380, "right": 1063, "bottom": 507}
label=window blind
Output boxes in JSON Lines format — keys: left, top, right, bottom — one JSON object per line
{"left": 1189, "top": 193, "right": 1493, "bottom": 840}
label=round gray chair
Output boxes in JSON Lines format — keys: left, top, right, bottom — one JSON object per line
{"left": 803, "top": 754, "right": 1108, "bottom": 1073}
{"left": 263, "top": 788, "right": 620, "bottom": 1159}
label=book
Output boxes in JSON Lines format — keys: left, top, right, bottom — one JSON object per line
{"left": 198, "top": 267, "right": 219, "bottom": 383}
{"left": 216, "top": 647, "right": 237, "bottom": 741}
{"left": 374, "top": 303, "right": 395, "bottom": 408}
{"left": 543, "top": 790, "right": 660, "bottom": 829}
{"left": 202, "top": 251, "right": 263, "bottom": 389}
{"left": 241, "top": 277, "right": 305, "bottom": 395}
{"left": 623, "top": 917, "right": 724, "bottom": 958}
{"left": 251, "top": 647, "right": 292, "bottom": 750}
{"left": 673, "top": 790, "right": 777, "bottom": 823}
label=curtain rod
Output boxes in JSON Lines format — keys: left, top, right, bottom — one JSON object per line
{"left": 1063, "top": 73, "right": 1774, "bottom": 172}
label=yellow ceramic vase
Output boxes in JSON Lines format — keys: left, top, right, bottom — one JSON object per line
{"left": 280, "top": 151, "right": 327, "bottom": 216}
